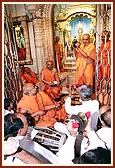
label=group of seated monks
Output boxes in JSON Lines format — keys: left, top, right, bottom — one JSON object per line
{"left": 19, "top": 60, "right": 62, "bottom": 100}
{"left": 18, "top": 58, "right": 111, "bottom": 128}
{"left": 18, "top": 60, "right": 67, "bottom": 127}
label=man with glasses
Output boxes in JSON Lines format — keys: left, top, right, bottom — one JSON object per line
{"left": 74, "top": 34, "right": 96, "bottom": 88}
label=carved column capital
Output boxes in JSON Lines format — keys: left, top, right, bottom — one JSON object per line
{"left": 25, "top": 4, "right": 43, "bottom": 20}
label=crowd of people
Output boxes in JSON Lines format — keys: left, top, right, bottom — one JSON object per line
{"left": 3, "top": 31, "right": 112, "bottom": 165}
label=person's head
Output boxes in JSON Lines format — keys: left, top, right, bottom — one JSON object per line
{"left": 4, "top": 98, "right": 13, "bottom": 111}
{"left": 23, "top": 83, "right": 37, "bottom": 96}
{"left": 24, "top": 67, "right": 31, "bottom": 74}
{"left": 35, "top": 81, "right": 45, "bottom": 92}
{"left": 14, "top": 112, "right": 28, "bottom": 136}
{"left": 78, "top": 85, "right": 93, "bottom": 101}
{"left": 82, "top": 34, "right": 90, "bottom": 46}
{"left": 55, "top": 36, "right": 60, "bottom": 43}
{"left": 19, "top": 65, "right": 25, "bottom": 73}
{"left": 4, "top": 114, "right": 12, "bottom": 138}
{"left": 25, "top": 112, "right": 35, "bottom": 126}
{"left": 101, "top": 30, "right": 110, "bottom": 44}
{"left": 46, "top": 60, "right": 53, "bottom": 70}
{"left": 4, "top": 113, "right": 24, "bottom": 138}
{"left": 73, "top": 147, "right": 111, "bottom": 164}
{"left": 99, "top": 105, "right": 111, "bottom": 119}
{"left": 99, "top": 106, "right": 111, "bottom": 128}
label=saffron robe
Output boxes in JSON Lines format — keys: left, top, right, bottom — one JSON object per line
{"left": 40, "top": 68, "right": 62, "bottom": 99}
{"left": 17, "top": 95, "right": 40, "bottom": 122}
{"left": 75, "top": 43, "right": 96, "bottom": 87}
{"left": 36, "top": 91, "right": 67, "bottom": 127}
{"left": 21, "top": 71, "right": 38, "bottom": 85}
{"left": 98, "top": 40, "right": 111, "bottom": 79}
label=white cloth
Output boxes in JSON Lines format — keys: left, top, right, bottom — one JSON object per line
{"left": 4, "top": 156, "right": 25, "bottom": 165}
{"left": 65, "top": 97, "right": 99, "bottom": 130}
{"left": 80, "top": 128, "right": 111, "bottom": 156}
{"left": 56, "top": 135, "right": 75, "bottom": 164}
{"left": 54, "top": 122, "right": 70, "bottom": 136}
{"left": 3, "top": 136, "right": 25, "bottom": 165}
{"left": 32, "top": 140, "right": 59, "bottom": 164}
{"left": 20, "top": 135, "right": 74, "bottom": 165}
{"left": 4, "top": 109, "right": 14, "bottom": 116}
{"left": 4, "top": 129, "right": 74, "bottom": 165}
{"left": 4, "top": 137, "right": 20, "bottom": 155}
{"left": 31, "top": 123, "right": 75, "bottom": 164}
{"left": 3, "top": 136, "right": 26, "bottom": 165}
{"left": 95, "top": 128, "right": 111, "bottom": 150}
{"left": 54, "top": 122, "right": 76, "bottom": 164}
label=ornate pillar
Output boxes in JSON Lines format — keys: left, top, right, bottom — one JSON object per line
{"left": 25, "top": 4, "right": 44, "bottom": 74}
{"left": 96, "top": 4, "right": 102, "bottom": 47}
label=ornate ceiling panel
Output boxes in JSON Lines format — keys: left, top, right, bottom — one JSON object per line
{"left": 55, "top": 4, "right": 96, "bottom": 22}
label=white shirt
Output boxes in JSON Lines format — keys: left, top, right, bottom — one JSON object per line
{"left": 54, "top": 122, "right": 76, "bottom": 164}
{"left": 4, "top": 109, "right": 14, "bottom": 116}
{"left": 3, "top": 136, "right": 25, "bottom": 165}
{"left": 65, "top": 97, "right": 99, "bottom": 130}
{"left": 56, "top": 135, "right": 75, "bottom": 164}
{"left": 80, "top": 128, "right": 111, "bottom": 156}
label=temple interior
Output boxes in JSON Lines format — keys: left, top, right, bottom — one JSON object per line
{"left": 3, "top": 3, "right": 112, "bottom": 165}
{"left": 4, "top": 3, "right": 112, "bottom": 106}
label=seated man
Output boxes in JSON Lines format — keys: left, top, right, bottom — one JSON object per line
{"left": 35, "top": 81, "right": 67, "bottom": 127}
{"left": 19, "top": 66, "right": 39, "bottom": 85}
{"left": 40, "top": 60, "right": 62, "bottom": 100}
{"left": 4, "top": 113, "right": 51, "bottom": 164}
{"left": 17, "top": 83, "right": 45, "bottom": 123}
{"left": 65, "top": 85, "right": 99, "bottom": 130}
{"left": 4, "top": 112, "right": 91, "bottom": 165}
{"left": 14, "top": 112, "right": 89, "bottom": 164}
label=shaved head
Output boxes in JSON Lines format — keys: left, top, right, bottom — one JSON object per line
{"left": 23, "top": 83, "right": 37, "bottom": 95}
{"left": 82, "top": 33, "right": 90, "bottom": 46}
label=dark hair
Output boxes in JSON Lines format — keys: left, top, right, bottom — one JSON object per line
{"left": 25, "top": 112, "right": 35, "bottom": 126}
{"left": 4, "top": 113, "right": 15, "bottom": 123}
{"left": 4, "top": 114, "right": 24, "bottom": 138}
{"left": 100, "top": 109, "right": 111, "bottom": 127}
{"left": 4, "top": 98, "right": 12, "bottom": 110}
{"left": 73, "top": 147, "right": 111, "bottom": 164}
